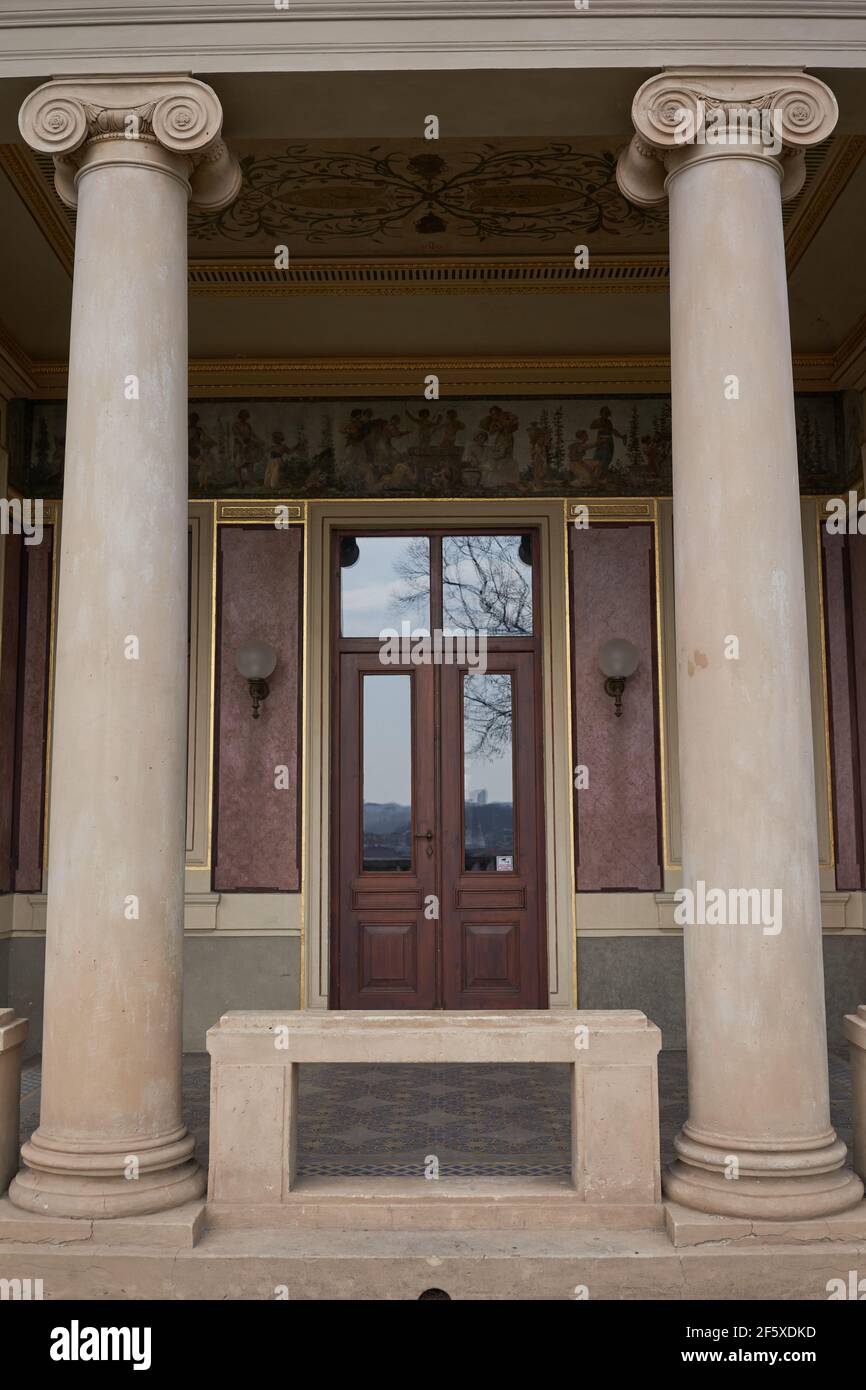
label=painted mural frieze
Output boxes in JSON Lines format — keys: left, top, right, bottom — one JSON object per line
{"left": 186, "top": 141, "right": 667, "bottom": 252}
{"left": 9, "top": 394, "right": 849, "bottom": 500}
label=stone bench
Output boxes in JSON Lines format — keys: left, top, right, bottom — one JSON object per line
{"left": 0, "top": 1009, "right": 27, "bottom": 1196}
{"left": 206, "top": 1010, "right": 663, "bottom": 1227}
{"left": 844, "top": 1005, "right": 866, "bottom": 1184}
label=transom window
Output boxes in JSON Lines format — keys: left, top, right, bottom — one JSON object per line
{"left": 339, "top": 532, "right": 534, "bottom": 638}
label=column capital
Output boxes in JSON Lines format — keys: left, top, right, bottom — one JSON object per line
{"left": 18, "top": 74, "right": 241, "bottom": 211}
{"left": 617, "top": 68, "right": 838, "bottom": 208}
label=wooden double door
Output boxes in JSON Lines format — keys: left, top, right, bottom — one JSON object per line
{"left": 331, "top": 530, "right": 547, "bottom": 1009}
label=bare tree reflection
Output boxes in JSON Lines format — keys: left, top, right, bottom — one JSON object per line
{"left": 392, "top": 534, "right": 531, "bottom": 635}
{"left": 464, "top": 673, "right": 512, "bottom": 761}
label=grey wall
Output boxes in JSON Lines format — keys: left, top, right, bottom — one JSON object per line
{"left": 2, "top": 935, "right": 44, "bottom": 1060}
{"left": 577, "top": 934, "right": 866, "bottom": 1050}
{"left": 182, "top": 935, "right": 301, "bottom": 1051}
{"left": 3, "top": 929, "right": 863, "bottom": 1056}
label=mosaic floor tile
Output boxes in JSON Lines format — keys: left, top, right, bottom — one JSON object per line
{"left": 17, "top": 1048, "right": 855, "bottom": 1182}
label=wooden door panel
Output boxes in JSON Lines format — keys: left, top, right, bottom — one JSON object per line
{"left": 459, "top": 918, "right": 522, "bottom": 997}
{"left": 440, "top": 653, "right": 545, "bottom": 1009}
{"left": 335, "top": 653, "right": 437, "bottom": 1009}
{"left": 359, "top": 919, "right": 420, "bottom": 995}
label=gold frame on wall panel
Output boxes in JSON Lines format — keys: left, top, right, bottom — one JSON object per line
{"left": 40, "top": 499, "right": 61, "bottom": 876}
{"left": 209, "top": 498, "right": 308, "bottom": 998}
{"left": 185, "top": 503, "right": 217, "bottom": 876}
{"left": 812, "top": 496, "right": 842, "bottom": 872}
{"left": 565, "top": 498, "right": 675, "bottom": 887}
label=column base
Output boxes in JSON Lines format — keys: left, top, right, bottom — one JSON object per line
{"left": 665, "top": 1122, "right": 864, "bottom": 1219}
{"left": 9, "top": 1126, "right": 206, "bottom": 1219}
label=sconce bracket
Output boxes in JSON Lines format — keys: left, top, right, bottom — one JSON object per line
{"left": 604, "top": 676, "right": 626, "bottom": 718}
{"left": 248, "top": 677, "right": 270, "bottom": 720}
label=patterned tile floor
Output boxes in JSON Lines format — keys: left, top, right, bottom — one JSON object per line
{"left": 18, "top": 1050, "right": 855, "bottom": 1180}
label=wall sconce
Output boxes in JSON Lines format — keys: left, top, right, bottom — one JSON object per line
{"left": 236, "top": 639, "right": 277, "bottom": 720}
{"left": 598, "top": 638, "right": 639, "bottom": 718}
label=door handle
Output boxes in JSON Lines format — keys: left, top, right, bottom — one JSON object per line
{"left": 414, "top": 829, "right": 434, "bottom": 856}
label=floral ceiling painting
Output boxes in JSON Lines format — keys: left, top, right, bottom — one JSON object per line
{"left": 9, "top": 394, "right": 850, "bottom": 501}
{"left": 186, "top": 139, "right": 669, "bottom": 257}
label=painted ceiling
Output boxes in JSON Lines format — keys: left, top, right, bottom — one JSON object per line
{"left": 186, "top": 139, "right": 669, "bottom": 257}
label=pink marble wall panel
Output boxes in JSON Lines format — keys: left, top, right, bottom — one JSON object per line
{"left": 214, "top": 527, "right": 301, "bottom": 891}
{"left": 0, "top": 534, "right": 22, "bottom": 894}
{"left": 848, "top": 533, "right": 866, "bottom": 888}
{"left": 13, "top": 531, "right": 53, "bottom": 893}
{"left": 822, "top": 531, "right": 863, "bottom": 891}
{"left": 571, "top": 524, "right": 661, "bottom": 891}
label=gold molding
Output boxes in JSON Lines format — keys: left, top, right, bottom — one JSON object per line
{"left": 567, "top": 498, "right": 657, "bottom": 521}
{"left": 187, "top": 255, "right": 670, "bottom": 296}
{"left": 216, "top": 500, "right": 304, "bottom": 524}
{"left": 14, "top": 351, "right": 839, "bottom": 398}
{"left": 814, "top": 500, "right": 837, "bottom": 871}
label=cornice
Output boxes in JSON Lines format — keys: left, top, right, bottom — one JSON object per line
{"left": 3, "top": 4, "right": 866, "bottom": 20}
{"left": 10, "top": 350, "right": 839, "bottom": 400}
{"left": 2, "top": 15, "right": 866, "bottom": 77}
{"left": 186, "top": 256, "right": 671, "bottom": 296}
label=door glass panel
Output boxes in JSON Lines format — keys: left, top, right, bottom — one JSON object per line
{"left": 463, "top": 673, "right": 515, "bottom": 872}
{"left": 341, "top": 536, "right": 430, "bottom": 637}
{"left": 443, "top": 535, "right": 532, "bottom": 636}
{"left": 363, "top": 674, "right": 412, "bottom": 872}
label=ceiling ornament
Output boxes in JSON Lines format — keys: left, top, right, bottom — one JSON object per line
{"left": 188, "top": 142, "right": 666, "bottom": 246}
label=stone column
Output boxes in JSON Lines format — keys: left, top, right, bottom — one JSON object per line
{"left": 618, "top": 71, "right": 863, "bottom": 1219}
{"left": 10, "top": 78, "right": 239, "bottom": 1218}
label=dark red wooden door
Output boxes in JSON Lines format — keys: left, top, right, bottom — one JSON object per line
{"left": 331, "top": 530, "right": 546, "bottom": 1009}
{"left": 335, "top": 653, "right": 438, "bottom": 1008}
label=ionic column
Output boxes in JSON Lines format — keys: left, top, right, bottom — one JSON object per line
{"left": 10, "top": 78, "right": 239, "bottom": 1218}
{"left": 618, "top": 71, "right": 864, "bottom": 1219}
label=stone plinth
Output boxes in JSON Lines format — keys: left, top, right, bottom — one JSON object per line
{"left": 0, "top": 1010, "right": 27, "bottom": 1195}
{"left": 844, "top": 1005, "right": 866, "bottom": 1184}
{"left": 206, "top": 1010, "right": 663, "bottom": 1222}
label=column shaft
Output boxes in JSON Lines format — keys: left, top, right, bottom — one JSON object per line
{"left": 617, "top": 70, "right": 863, "bottom": 1219}
{"left": 11, "top": 76, "right": 239, "bottom": 1218}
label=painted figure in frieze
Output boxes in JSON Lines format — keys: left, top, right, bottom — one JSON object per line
{"left": 231, "top": 408, "right": 265, "bottom": 489}
{"left": 338, "top": 408, "right": 369, "bottom": 487}
{"left": 188, "top": 412, "right": 218, "bottom": 492}
{"left": 480, "top": 405, "right": 519, "bottom": 463}
{"left": 406, "top": 407, "right": 442, "bottom": 450}
{"left": 589, "top": 405, "right": 625, "bottom": 472}
{"left": 263, "top": 430, "right": 298, "bottom": 491}
{"left": 438, "top": 409, "right": 466, "bottom": 451}
{"left": 526, "top": 417, "right": 552, "bottom": 484}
